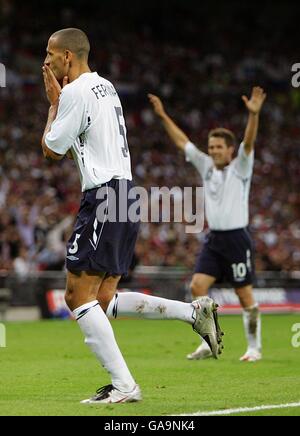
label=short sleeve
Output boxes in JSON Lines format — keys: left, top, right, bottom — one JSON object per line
{"left": 184, "top": 141, "right": 212, "bottom": 178}
{"left": 45, "top": 85, "right": 85, "bottom": 155}
{"left": 234, "top": 142, "right": 254, "bottom": 178}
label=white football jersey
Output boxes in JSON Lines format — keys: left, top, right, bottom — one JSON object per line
{"left": 185, "top": 141, "right": 254, "bottom": 230}
{"left": 45, "top": 72, "right": 132, "bottom": 191}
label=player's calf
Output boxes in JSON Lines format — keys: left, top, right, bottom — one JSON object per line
{"left": 240, "top": 304, "right": 262, "bottom": 362}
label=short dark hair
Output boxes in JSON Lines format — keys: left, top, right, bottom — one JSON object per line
{"left": 51, "top": 28, "right": 90, "bottom": 60}
{"left": 208, "top": 128, "right": 236, "bottom": 148}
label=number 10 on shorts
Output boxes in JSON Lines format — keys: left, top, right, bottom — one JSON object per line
{"left": 232, "top": 250, "right": 251, "bottom": 280}
{"left": 232, "top": 263, "right": 247, "bottom": 280}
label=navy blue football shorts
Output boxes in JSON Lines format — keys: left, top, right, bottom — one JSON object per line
{"left": 194, "top": 228, "right": 255, "bottom": 287}
{"left": 66, "top": 179, "right": 140, "bottom": 276}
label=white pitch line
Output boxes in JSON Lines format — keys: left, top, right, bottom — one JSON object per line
{"left": 177, "top": 402, "right": 300, "bottom": 416}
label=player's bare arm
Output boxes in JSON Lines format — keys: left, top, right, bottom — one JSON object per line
{"left": 41, "top": 65, "right": 69, "bottom": 160}
{"left": 148, "top": 93, "right": 190, "bottom": 151}
{"left": 242, "top": 86, "right": 267, "bottom": 155}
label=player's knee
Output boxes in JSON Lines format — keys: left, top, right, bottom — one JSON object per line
{"left": 97, "top": 275, "right": 120, "bottom": 313}
{"left": 98, "top": 290, "right": 115, "bottom": 313}
{"left": 98, "top": 298, "right": 110, "bottom": 313}
{"left": 65, "top": 289, "right": 86, "bottom": 312}
{"left": 190, "top": 278, "right": 209, "bottom": 297}
{"left": 65, "top": 273, "right": 79, "bottom": 311}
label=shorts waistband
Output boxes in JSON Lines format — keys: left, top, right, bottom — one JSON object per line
{"left": 83, "top": 179, "right": 132, "bottom": 193}
{"left": 210, "top": 227, "right": 247, "bottom": 234}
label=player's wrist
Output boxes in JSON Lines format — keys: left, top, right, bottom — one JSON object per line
{"left": 248, "top": 110, "right": 259, "bottom": 116}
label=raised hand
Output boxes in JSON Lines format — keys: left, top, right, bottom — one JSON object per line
{"left": 42, "top": 64, "right": 68, "bottom": 106}
{"left": 242, "top": 87, "right": 267, "bottom": 115}
{"left": 148, "top": 94, "right": 167, "bottom": 118}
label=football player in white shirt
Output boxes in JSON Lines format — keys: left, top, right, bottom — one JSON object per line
{"left": 149, "top": 87, "right": 266, "bottom": 362}
{"left": 41, "top": 28, "right": 223, "bottom": 404}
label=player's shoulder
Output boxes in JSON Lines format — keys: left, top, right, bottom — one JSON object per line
{"left": 57, "top": 83, "right": 75, "bottom": 108}
{"left": 95, "top": 74, "right": 119, "bottom": 95}
{"left": 97, "top": 74, "right": 114, "bottom": 87}
{"left": 186, "top": 142, "right": 211, "bottom": 160}
{"left": 60, "top": 80, "right": 78, "bottom": 99}
{"left": 84, "top": 72, "right": 118, "bottom": 95}
{"left": 58, "top": 84, "right": 83, "bottom": 110}
{"left": 236, "top": 142, "right": 254, "bottom": 161}
{"left": 60, "top": 75, "right": 88, "bottom": 102}
{"left": 64, "top": 72, "right": 95, "bottom": 92}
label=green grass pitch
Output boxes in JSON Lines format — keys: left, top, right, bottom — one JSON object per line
{"left": 0, "top": 315, "right": 299, "bottom": 416}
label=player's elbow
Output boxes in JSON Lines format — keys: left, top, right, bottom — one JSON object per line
{"left": 42, "top": 143, "right": 50, "bottom": 159}
{"left": 42, "top": 142, "right": 64, "bottom": 160}
{"left": 49, "top": 152, "right": 64, "bottom": 161}
{"left": 176, "top": 138, "right": 189, "bottom": 151}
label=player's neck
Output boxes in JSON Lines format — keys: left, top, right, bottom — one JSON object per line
{"left": 215, "top": 161, "right": 231, "bottom": 171}
{"left": 68, "top": 64, "right": 92, "bottom": 83}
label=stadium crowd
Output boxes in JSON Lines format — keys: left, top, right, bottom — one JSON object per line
{"left": 0, "top": 1, "right": 300, "bottom": 275}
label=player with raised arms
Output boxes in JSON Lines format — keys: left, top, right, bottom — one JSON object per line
{"left": 149, "top": 87, "right": 266, "bottom": 362}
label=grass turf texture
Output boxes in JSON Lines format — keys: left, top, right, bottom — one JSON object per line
{"left": 0, "top": 315, "right": 299, "bottom": 416}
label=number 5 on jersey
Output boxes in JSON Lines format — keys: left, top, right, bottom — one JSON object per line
{"left": 115, "top": 106, "right": 129, "bottom": 158}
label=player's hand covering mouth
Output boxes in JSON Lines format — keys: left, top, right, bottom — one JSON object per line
{"left": 42, "top": 64, "right": 68, "bottom": 106}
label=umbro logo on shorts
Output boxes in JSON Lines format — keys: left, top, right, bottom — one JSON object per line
{"left": 66, "top": 255, "right": 80, "bottom": 261}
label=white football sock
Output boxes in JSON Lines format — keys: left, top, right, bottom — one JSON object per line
{"left": 106, "top": 292, "right": 195, "bottom": 324}
{"left": 243, "top": 304, "right": 262, "bottom": 351}
{"left": 73, "top": 300, "right": 135, "bottom": 392}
